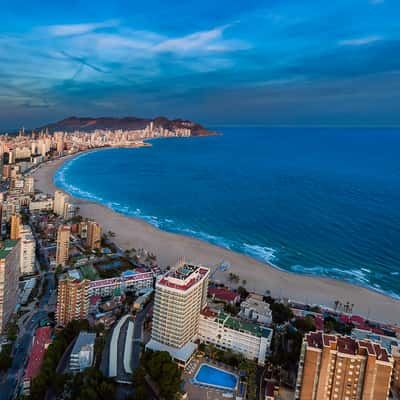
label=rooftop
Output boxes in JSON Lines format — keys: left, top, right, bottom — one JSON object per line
{"left": 202, "top": 309, "right": 272, "bottom": 338}
{"left": 208, "top": 287, "right": 239, "bottom": 303}
{"left": 0, "top": 239, "right": 18, "bottom": 259}
{"left": 71, "top": 331, "right": 96, "bottom": 355}
{"left": 24, "top": 327, "right": 53, "bottom": 381}
{"left": 305, "top": 331, "right": 392, "bottom": 362}
{"left": 158, "top": 264, "right": 209, "bottom": 292}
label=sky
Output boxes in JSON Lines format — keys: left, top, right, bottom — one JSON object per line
{"left": 1, "top": 0, "right": 400, "bottom": 129}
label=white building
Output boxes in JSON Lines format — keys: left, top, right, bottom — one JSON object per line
{"left": 198, "top": 309, "right": 273, "bottom": 366}
{"left": 239, "top": 293, "right": 272, "bottom": 324}
{"left": 19, "top": 226, "right": 36, "bottom": 275}
{"left": 146, "top": 263, "right": 210, "bottom": 367}
{"left": 69, "top": 331, "right": 96, "bottom": 372}
{"left": 53, "top": 190, "right": 69, "bottom": 216}
{"left": 88, "top": 270, "right": 154, "bottom": 297}
{"left": 29, "top": 196, "right": 53, "bottom": 212}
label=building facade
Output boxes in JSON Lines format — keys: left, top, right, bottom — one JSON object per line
{"left": 198, "top": 309, "right": 272, "bottom": 366}
{"left": 56, "top": 224, "right": 70, "bottom": 267}
{"left": 295, "top": 332, "right": 393, "bottom": 400}
{"left": 147, "top": 263, "right": 209, "bottom": 366}
{"left": 86, "top": 220, "right": 102, "bottom": 250}
{"left": 0, "top": 240, "right": 21, "bottom": 332}
{"left": 69, "top": 331, "right": 96, "bottom": 372}
{"left": 56, "top": 274, "right": 90, "bottom": 326}
{"left": 10, "top": 213, "right": 21, "bottom": 240}
{"left": 19, "top": 225, "right": 36, "bottom": 275}
{"left": 53, "top": 190, "right": 68, "bottom": 216}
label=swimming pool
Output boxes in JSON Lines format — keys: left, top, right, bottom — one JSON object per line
{"left": 193, "top": 364, "right": 238, "bottom": 390}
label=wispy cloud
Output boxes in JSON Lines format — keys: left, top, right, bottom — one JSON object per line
{"left": 45, "top": 20, "right": 119, "bottom": 37}
{"left": 154, "top": 24, "right": 248, "bottom": 54}
{"left": 338, "top": 35, "right": 382, "bottom": 46}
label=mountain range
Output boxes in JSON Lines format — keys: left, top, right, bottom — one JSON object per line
{"left": 38, "top": 116, "right": 215, "bottom": 136}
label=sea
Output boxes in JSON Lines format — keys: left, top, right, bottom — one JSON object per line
{"left": 54, "top": 127, "right": 400, "bottom": 299}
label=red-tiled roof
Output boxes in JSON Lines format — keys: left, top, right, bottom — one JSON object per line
{"left": 159, "top": 267, "right": 208, "bottom": 291}
{"left": 89, "top": 295, "right": 101, "bottom": 305}
{"left": 24, "top": 327, "right": 53, "bottom": 381}
{"left": 208, "top": 287, "right": 239, "bottom": 302}
{"left": 201, "top": 307, "right": 217, "bottom": 318}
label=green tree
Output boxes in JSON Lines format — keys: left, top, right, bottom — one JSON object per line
{"left": 142, "top": 350, "right": 182, "bottom": 400}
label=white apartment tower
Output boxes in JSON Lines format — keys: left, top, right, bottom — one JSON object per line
{"left": 147, "top": 262, "right": 209, "bottom": 366}
{"left": 19, "top": 226, "right": 36, "bottom": 275}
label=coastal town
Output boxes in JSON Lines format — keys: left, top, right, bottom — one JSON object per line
{"left": 0, "top": 124, "right": 399, "bottom": 400}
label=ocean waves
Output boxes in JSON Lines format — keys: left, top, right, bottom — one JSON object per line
{"left": 53, "top": 128, "right": 400, "bottom": 300}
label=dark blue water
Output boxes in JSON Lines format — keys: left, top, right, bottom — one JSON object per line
{"left": 54, "top": 128, "right": 400, "bottom": 298}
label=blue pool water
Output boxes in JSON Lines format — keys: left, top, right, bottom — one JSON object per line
{"left": 54, "top": 127, "right": 400, "bottom": 298}
{"left": 194, "top": 364, "right": 238, "bottom": 389}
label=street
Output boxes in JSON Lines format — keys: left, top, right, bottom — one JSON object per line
{"left": 0, "top": 269, "right": 55, "bottom": 400}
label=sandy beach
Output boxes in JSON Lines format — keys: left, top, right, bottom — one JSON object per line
{"left": 32, "top": 152, "right": 400, "bottom": 324}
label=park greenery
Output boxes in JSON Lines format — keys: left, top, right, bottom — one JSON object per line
{"left": 0, "top": 343, "right": 12, "bottom": 372}
{"left": 140, "top": 350, "right": 182, "bottom": 400}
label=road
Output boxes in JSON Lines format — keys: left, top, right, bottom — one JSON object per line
{"left": 0, "top": 268, "right": 55, "bottom": 400}
{"left": 131, "top": 302, "right": 153, "bottom": 371}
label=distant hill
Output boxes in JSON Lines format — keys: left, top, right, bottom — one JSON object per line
{"left": 37, "top": 116, "right": 215, "bottom": 136}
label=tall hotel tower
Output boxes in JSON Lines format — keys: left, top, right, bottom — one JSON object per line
{"left": 147, "top": 262, "right": 210, "bottom": 367}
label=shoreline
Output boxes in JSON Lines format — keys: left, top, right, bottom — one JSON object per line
{"left": 32, "top": 150, "right": 400, "bottom": 325}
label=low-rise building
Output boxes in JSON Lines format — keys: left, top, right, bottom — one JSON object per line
{"left": 69, "top": 331, "right": 96, "bottom": 372}
{"left": 23, "top": 327, "right": 53, "bottom": 395}
{"left": 208, "top": 287, "right": 240, "bottom": 304}
{"left": 198, "top": 308, "right": 273, "bottom": 366}
{"left": 240, "top": 293, "right": 272, "bottom": 324}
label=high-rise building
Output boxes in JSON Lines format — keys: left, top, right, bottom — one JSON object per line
{"left": 56, "top": 270, "right": 90, "bottom": 326}
{"left": 56, "top": 224, "right": 70, "bottom": 267}
{"left": 63, "top": 201, "right": 77, "bottom": 221}
{"left": 146, "top": 262, "right": 209, "bottom": 367}
{"left": 0, "top": 240, "right": 21, "bottom": 332}
{"left": 19, "top": 226, "right": 36, "bottom": 275}
{"left": 295, "top": 332, "right": 393, "bottom": 400}
{"left": 53, "top": 190, "right": 69, "bottom": 216}
{"left": 10, "top": 214, "right": 21, "bottom": 240}
{"left": 24, "top": 176, "right": 34, "bottom": 194}
{"left": 86, "top": 220, "right": 102, "bottom": 250}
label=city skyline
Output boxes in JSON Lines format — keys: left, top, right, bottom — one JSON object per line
{"left": 1, "top": 0, "right": 400, "bottom": 129}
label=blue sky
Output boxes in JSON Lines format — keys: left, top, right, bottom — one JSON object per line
{"left": 1, "top": 0, "right": 399, "bottom": 129}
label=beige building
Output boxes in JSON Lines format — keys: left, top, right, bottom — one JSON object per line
{"left": 56, "top": 270, "right": 90, "bottom": 326}
{"left": 53, "top": 190, "right": 69, "bottom": 216}
{"left": 24, "top": 175, "right": 34, "bottom": 194}
{"left": 147, "top": 263, "right": 210, "bottom": 366}
{"left": 295, "top": 332, "right": 393, "bottom": 400}
{"left": 10, "top": 214, "right": 21, "bottom": 240}
{"left": 56, "top": 224, "right": 70, "bottom": 267}
{"left": 0, "top": 240, "right": 21, "bottom": 332}
{"left": 86, "top": 220, "right": 102, "bottom": 250}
